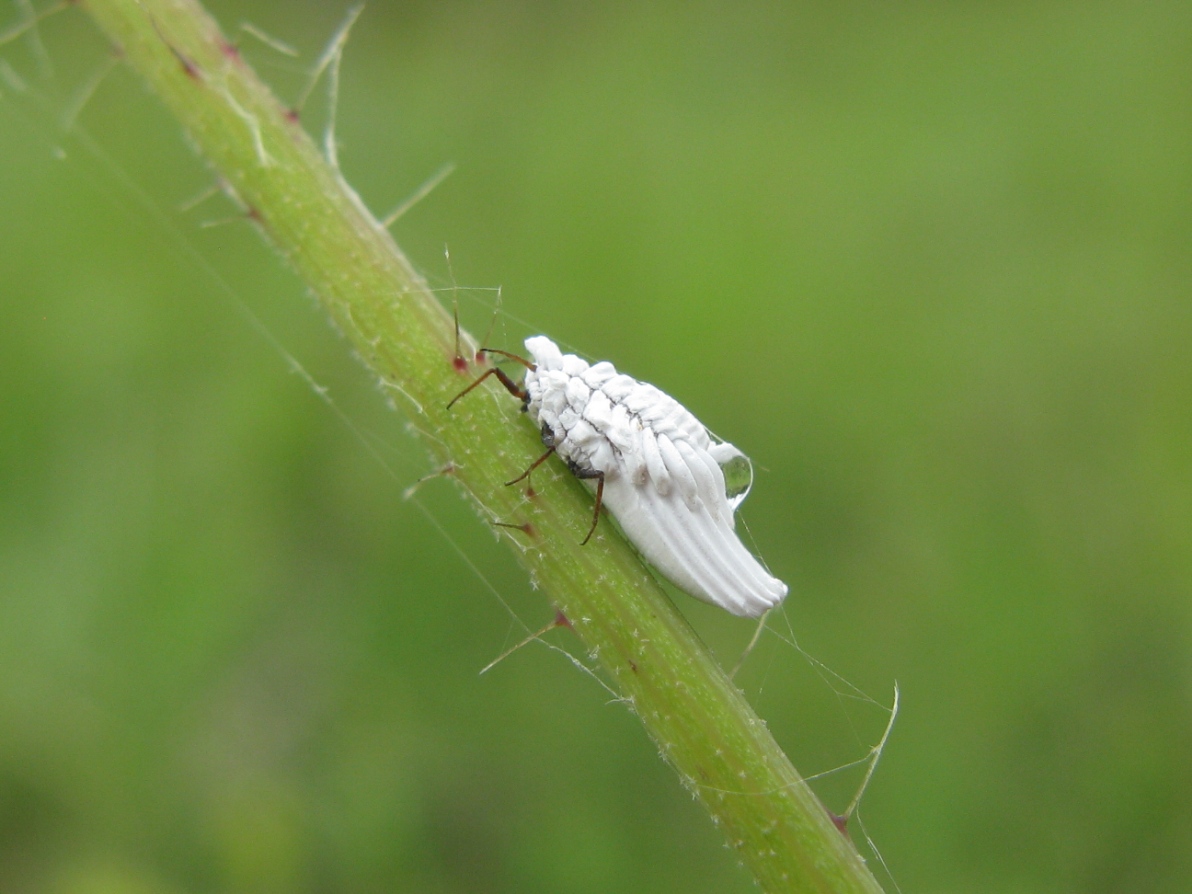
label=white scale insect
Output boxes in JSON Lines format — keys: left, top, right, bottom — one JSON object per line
{"left": 450, "top": 335, "right": 788, "bottom": 617}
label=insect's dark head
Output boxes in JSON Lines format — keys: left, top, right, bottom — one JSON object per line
{"left": 539, "top": 421, "right": 556, "bottom": 448}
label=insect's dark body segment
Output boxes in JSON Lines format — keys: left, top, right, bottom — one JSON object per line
{"left": 522, "top": 417, "right": 606, "bottom": 546}
{"left": 536, "top": 422, "right": 589, "bottom": 481}
{"left": 451, "top": 336, "right": 788, "bottom": 617}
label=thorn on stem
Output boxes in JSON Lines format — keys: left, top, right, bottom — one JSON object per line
{"left": 402, "top": 464, "right": 456, "bottom": 500}
{"left": 147, "top": 14, "right": 202, "bottom": 80}
{"left": 493, "top": 520, "right": 536, "bottom": 538}
{"left": 479, "top": 609, "right": 573, "bottom": 675}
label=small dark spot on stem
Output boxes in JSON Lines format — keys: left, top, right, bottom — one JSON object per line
{"left": 162, "top": 41, "right": 201, "bottom": 80}
{"left": 628, "top": 659, "right": 638, "bottom": 674}
{"left": 149, "top": 15, "right": 202, "bottom": 81}
{"left": 179, "top": 56, "right": 201, "bottom": 80}
{"left": 284, "top": 107, "right": 300, "bottom": 124}
{"left": 219, "top": 40, "right": 241, "bottom": 61}
{"left": 829, "top": 813, "right": 850, "bottom": 837}
{"left": 244, "top": 206, "right": 268, "bottom": 235}
{"left": 553, "top": 609, "right": 572, "bottom": 630}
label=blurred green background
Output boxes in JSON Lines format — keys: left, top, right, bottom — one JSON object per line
{"left": 3, "top": 2, "right": 1191, "bottom": 891}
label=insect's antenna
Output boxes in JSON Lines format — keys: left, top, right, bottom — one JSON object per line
{"left": 452, "top": 304, "right": 465, "bottom": 371}
{"left": 478, "top": 285, "right": 503, "bottom": 363}
{"left": 444, "top": 244, "right": 467, "bottom": 370}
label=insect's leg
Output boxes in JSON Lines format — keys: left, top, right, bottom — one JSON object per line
{"left": 480, "top": 348, "right": 536, "bottom": 371}
{"left": 446, "top": 366, "right": 528, "bottom": 409}
{"left": 505, "top": 446, "right": 556, "bottom": 487}
{"left": 571, "top": 468, "right": 605, "bottom": 545}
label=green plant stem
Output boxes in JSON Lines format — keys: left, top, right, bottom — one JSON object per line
{"left": 79, "top": 1, "right": 885, "bottom": 890}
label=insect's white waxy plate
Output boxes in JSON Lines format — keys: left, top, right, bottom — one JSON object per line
{"left": 522, "top": 336, "right": 787, "bottom": 617}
